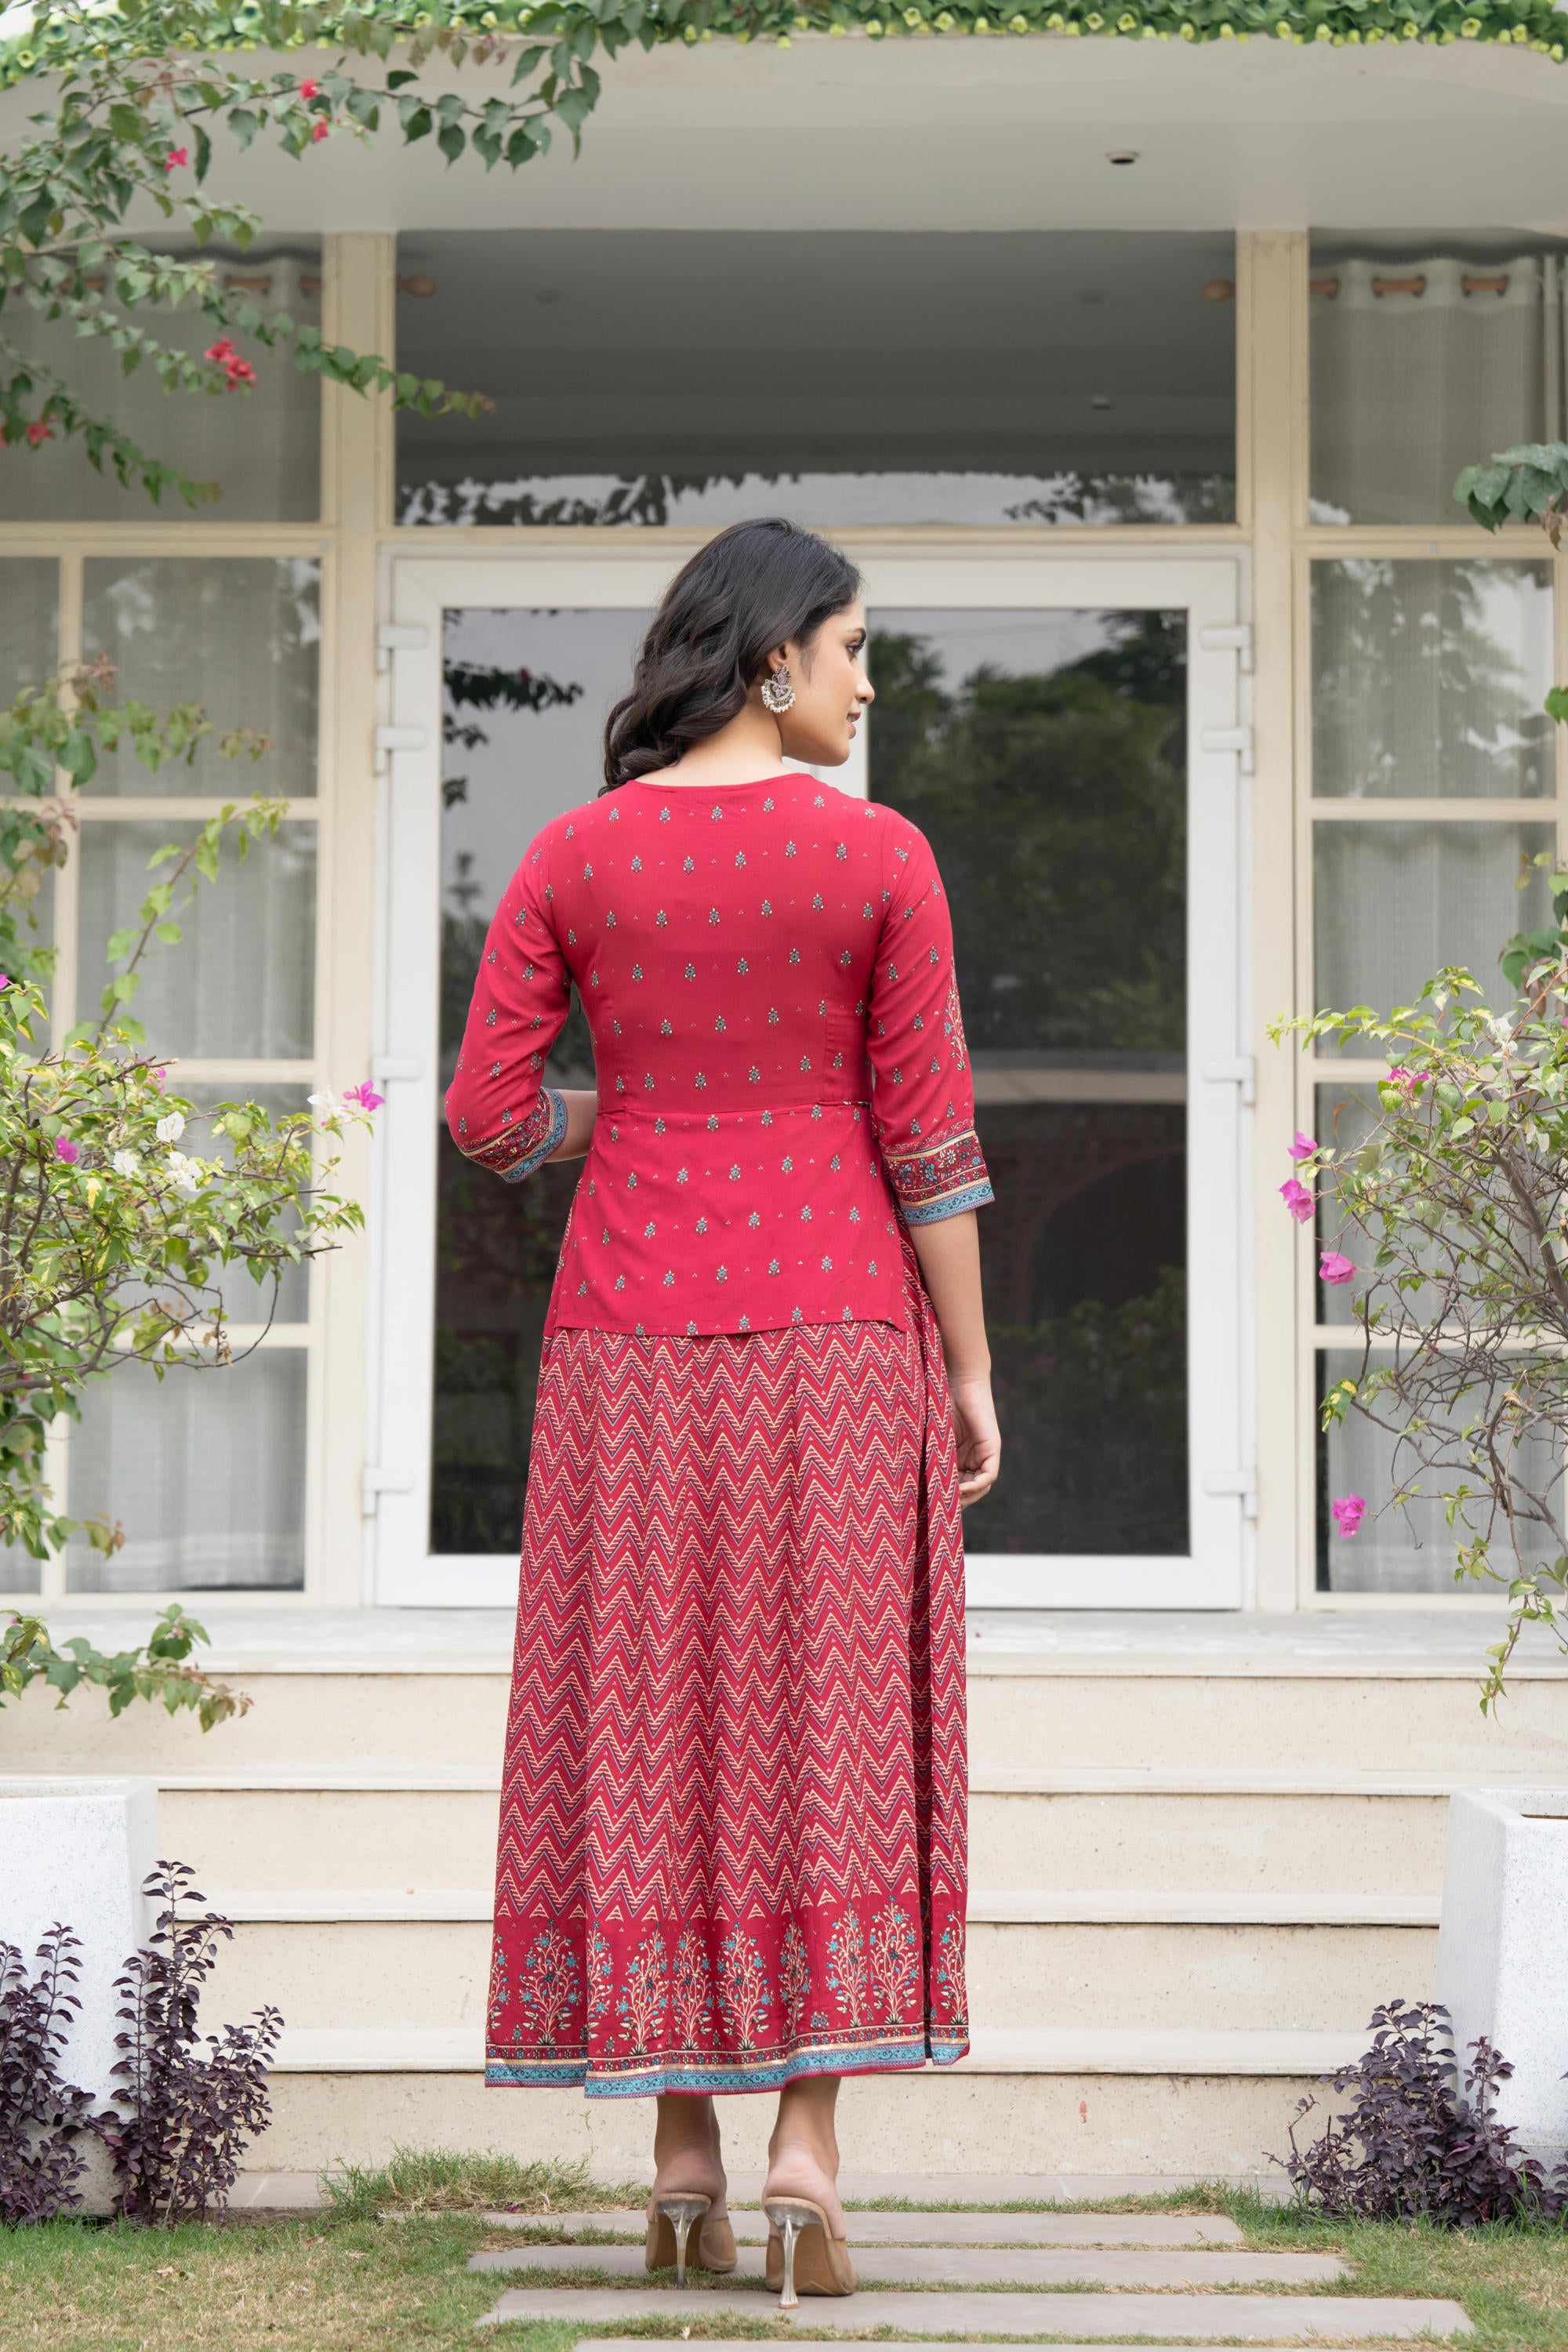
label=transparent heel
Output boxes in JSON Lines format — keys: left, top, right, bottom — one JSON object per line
{"left": 762, "top": 2197, "right": 856, "bottom": 2309}
{"left": 645, "top": 2192, "right": 713, "bottom": 2288}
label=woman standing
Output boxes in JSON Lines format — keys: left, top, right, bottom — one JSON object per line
{"left": 445, "top": 518, "right": 999, "bottom": 2307}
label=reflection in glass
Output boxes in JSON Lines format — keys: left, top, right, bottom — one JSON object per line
{"left": 82, "top": 558, "right": 320, "bottom": 797}
{"left": 1310, "top": 238, "right": 1568, "bottom": 526}
{"left": 870, "top": 610, "right": 1189, "bottom": 1555}
{"left": 1, "top": 242, "right": 322, "bottom": 523}
{"left": 432, "top": 608, "right": 646, "bottom": 1554}
{"left": 66, "top": 1348, "right": 307, "bottom": 1592}
{"left": 0, "top": 560, "right": 58, "bottom": 704}
{"left": 396, "top": 230, "right": 1236, "bottom": 529}
{"left": 1314, "top": 822, "right": 1553, "bottom": 1024}
{"left": 1317, "top": 1348, "right": 1559, "bottom": 1595}
{"left": 1312, "top": 560, "right": 1553, "bottom": 800}
{"left": 79, "top": 821, "right": 317, "bottom": 1061}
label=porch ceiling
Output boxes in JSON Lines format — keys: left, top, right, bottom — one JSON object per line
{"left": 12, "top": 37, "right": 1567, "bottom": 235}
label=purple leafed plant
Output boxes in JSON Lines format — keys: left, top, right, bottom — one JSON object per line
{"left": 0, "top": 1925, "right": 105, "bottom": 2223}
{"left": 99, "top": 1860, "right": 282, "bottom": 2226}
{"left": 1271, "top": 1999, "right": 1557, "bottom": 2224}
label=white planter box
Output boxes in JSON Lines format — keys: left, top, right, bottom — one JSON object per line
{"left": 1434, "top": 1786, "right": 1568, "bottom": 2172}
{"left": 0, "top": 1775, "right": 159, "bottom": 2212}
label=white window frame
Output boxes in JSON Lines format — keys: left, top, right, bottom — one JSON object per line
{"left": 368, "top": 550, "right": 1253, "bottom": 1610}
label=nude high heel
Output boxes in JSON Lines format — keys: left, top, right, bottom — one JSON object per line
{"left": 645, "top": 2191, "right": 737, "bottom": 2285}
{"left": 762, "top": 2196, "right": 857, "bottom": 2309}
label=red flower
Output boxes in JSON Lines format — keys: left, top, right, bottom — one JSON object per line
{"left": 203, "top": 336, "right": 256, "bottom": 391}
{"left": 311, "top": 118, "right": 330, "bottom": 142}
{"left": 299, "top": 78, "right": 321, "bottom": 98}
{"left": 24, "top": 421, "right": 53, "bottom": 448}
{"left": 164, "top": 146, "right": 189, "bottom": 171}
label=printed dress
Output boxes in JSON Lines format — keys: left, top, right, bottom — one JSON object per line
{"left": 445, "top": 771, "right": 993, "bottom": 2095}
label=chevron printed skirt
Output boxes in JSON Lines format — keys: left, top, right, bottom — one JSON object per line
{"left": 485, "top": 1239, "right": 968, "bottom": 2096}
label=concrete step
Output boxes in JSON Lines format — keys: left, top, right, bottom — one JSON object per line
{"left": 3, "top": 1642, "right": 1564, "bottom": 1778}
{"left": 158, "top": 1776, "right": 1492, "bottom": 1896}
{"left": 473, "top": 2288, "right": 1473, "bottom": 2339}
{"left": 200, "top": 1905, "right": 1430, "bottom": 2033}
{"left": 254, "top": 2028, "right": 1354, "bottom": 2175}
{"left": 470, "top": 2241, "right": 1348, "bottom": 2286}
{"left": 482, "top": 2210, "right": 1250, "bottom": 2246}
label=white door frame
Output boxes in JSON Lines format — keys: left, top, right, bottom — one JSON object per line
{"left": 367, "top": 550, "right": 1253, "bottom": 1610}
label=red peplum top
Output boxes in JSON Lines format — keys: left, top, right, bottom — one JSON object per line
{"left": 445, "top": 771, "right": 993, "bottom": 1337}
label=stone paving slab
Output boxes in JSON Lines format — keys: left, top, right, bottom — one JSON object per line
{"left": 470, "top": 2245, "right": 1345, "bottom": 2289}
{"left": 482, "top": 2212, "right": 1247, "bottom": 2249}
{"left": 473, "top": 2288, "right": 1474, "bottom": 2339}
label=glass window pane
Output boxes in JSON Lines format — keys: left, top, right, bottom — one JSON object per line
{"left": 0, "top": 559, "right": 58, "bottom": 703}
{"left": 1310, "top": 236, "right": 1568, "bottom": 525}
{"left": 1312, "top": 560, "right": 1554, "bottom": 800}
{"left": 396, "top": 230, "right": 1236, "bottom": 529}
{"left": 81, "top": 558, "right": 319, "bottom": 798}
{"left": 1317, "top": 1348, "right": 1560, "bottom": 1595}
{"left": 434, "top": 607, "right": 645, "bottom": 1553}
{"left": 1, "top": 241, "right": 322, "bottom": 523}
{"left": 872, "top": 609, "right": 1189, "bottom": 1557}
{"left": 1314, "top": 822, "right": 1554, "bottom": 1023}
{"left": 79, "top": 820, "right": 316, "bottom": 1060}
{"left": 66, "top": 1349, "right": 307, "bottom": 1592}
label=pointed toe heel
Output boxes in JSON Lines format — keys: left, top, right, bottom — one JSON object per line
{"left": 762, "top": 2197, "right": 856, "bottom": 2310}
{"left": 644, "top": 2192, "right": 712, "bottom": 2288}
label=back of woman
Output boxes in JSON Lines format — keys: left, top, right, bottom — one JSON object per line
{"left": 445, "top": 517, "right": 1000, "bottom": 2308}
{"left": 448, "top": 770, "right": 990, "bottom": 1334}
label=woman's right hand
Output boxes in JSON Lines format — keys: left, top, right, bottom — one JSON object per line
{"left": 947, "top": 1374, "right": 1000, "bottom": 1508}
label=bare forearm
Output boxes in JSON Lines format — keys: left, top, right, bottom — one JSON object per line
{"left": 548, "top": 1087, "right": 598, "bottom": 1164}
{"left": 909, "top": 1210, "right": 990, "bottom": 1382}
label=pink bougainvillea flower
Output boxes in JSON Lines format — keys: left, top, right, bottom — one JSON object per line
{"left": 343, "top": 1081, "right": 385, "bottom": 1113}
{"left": 202, "top": 336, "right": 256, "bottom": 391}
{"left": 1288, "top": 1130, "right": 1319, "bottom": 1162}
{"left": 1319, "top": 1250, "right": 1356, "bottom": 1286}
{"left": 151, "top": 1067, "right": 166, "bottom": 1088}
{"left": 1279, "top": 1177, "right": 1314, "bottom": 1224}
{"left": 53, "top": 1136, "right": 79, "bottom": 1164}
{"left": 164, "top": 147, "right": 189, "bottom": 171}
{"left": 299, "top": 78, "right": 321, "bottom": 97}
{"left": 1331, "top": 1494, "right": 1367, "bottom": 1540}
{"left": 0, "top": 975, "right": 10, "bottom": 989}
{"left": 312, "top": 118, "right": 330, "bottom": 142}
{"left": 1386, "top": 1064, "right": 1427, "bottom": 1098}
{"left": 24, "top": 421, "right": 52, "bottom": 448}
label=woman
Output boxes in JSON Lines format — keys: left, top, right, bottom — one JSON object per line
{"left": 445, "top": 517, "right": 999, "bottom": 2308}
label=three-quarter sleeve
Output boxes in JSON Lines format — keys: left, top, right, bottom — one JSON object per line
{"left": 867, "top": 822, "right": 994, "bottom": 1226}
{"left": 444, "top": 842, "right": 572, "bottom": 1183}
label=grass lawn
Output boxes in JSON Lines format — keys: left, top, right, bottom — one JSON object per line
{"left": 2, "top": 2154, "right": 1567, "bottom": 2350}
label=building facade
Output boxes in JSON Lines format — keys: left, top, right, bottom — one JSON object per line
{"left": 4, "top": 34, "right": 1568, "bottom": 1625}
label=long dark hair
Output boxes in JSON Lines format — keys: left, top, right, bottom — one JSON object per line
{"left": 602, "top": 518, "right": 861, "bottom": 789}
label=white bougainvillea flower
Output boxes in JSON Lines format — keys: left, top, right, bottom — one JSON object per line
{"left": 111, "top": 1149, "right": 140, "bottom": 1177}
{"left": 307, "top": 1088, "right": 339, "bottom": 1115}
{"left": 164, "top": 1150, "right": 203, "bottom": 1196}
{"left": 155, "top": 1112, "right": 186, "bottom": 1144}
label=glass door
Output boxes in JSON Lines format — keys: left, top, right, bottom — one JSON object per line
{"left": 371, "top": 554, "right": 1250, "bottom": 1608}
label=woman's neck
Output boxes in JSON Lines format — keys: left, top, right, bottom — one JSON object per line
{"left": 636, "top": 707, "right": 786, "bottom": 790}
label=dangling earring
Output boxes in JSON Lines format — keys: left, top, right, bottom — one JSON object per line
{"left": 760, "top": 665, "right": 795, "bottom": 715}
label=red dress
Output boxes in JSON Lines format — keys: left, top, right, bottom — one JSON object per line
{"left": 447, "top": 772, "right": 992, "bottom": 2095}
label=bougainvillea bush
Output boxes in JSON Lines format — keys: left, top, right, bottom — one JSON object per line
{"left": 0, "top": 664, "right": 376, "bottom": 1586}
{"left": 1271, "top": 940, "right": 1568, "bottom": 1710}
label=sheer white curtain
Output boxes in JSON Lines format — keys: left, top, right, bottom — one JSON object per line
{"left": 1310, "top": 252, "right": 1564, "bottom": 524}
{"left": 0, "top": 245, "right": 321, "bottom": 522}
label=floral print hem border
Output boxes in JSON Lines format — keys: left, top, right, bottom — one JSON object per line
{"left": 499, "top": 1085, "right": 568, "bottom": 1181}
{"left": 485, "top": 2033, "right": 969, "bottom": 2095}
{"left": 884, "top": 1127, "right": 993, "bottom": 1224}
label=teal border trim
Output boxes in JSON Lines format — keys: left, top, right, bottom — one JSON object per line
{"left": 485, "top": 2032, "right": 969, "bottom": 2095}
{"left": 901, "top": 1178, "right": 996, "bottom": 1225}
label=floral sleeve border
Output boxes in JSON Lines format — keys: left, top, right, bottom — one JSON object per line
{"left": 884, "top": 1127, "right": 994, "bottom": 1225}
{"left": 463, "top": 1087, "right": 568, "bottom": 1183}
